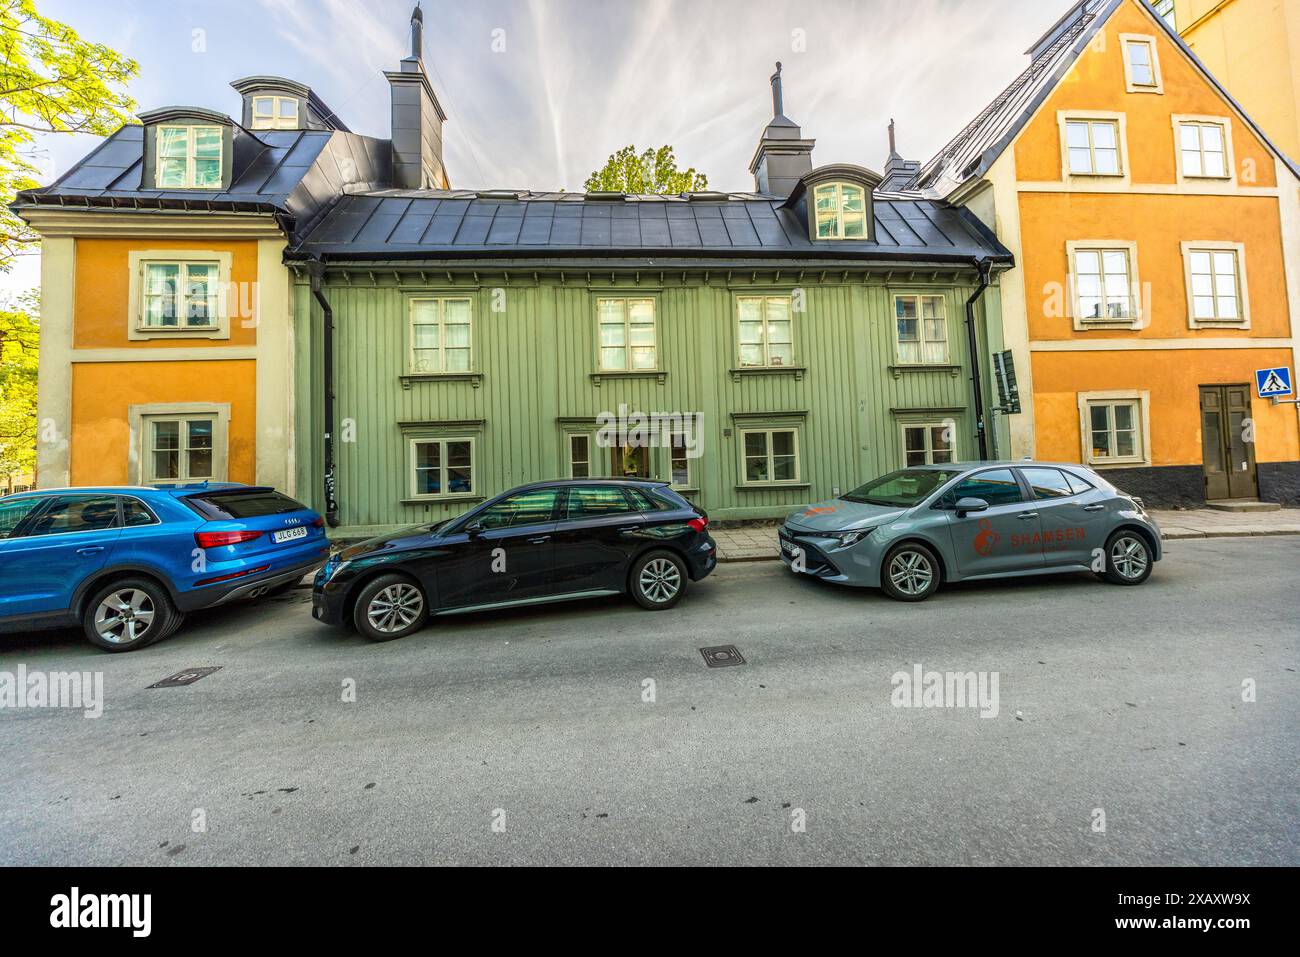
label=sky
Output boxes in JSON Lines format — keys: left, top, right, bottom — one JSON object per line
{"left": 1, "top": 0, "right": 1068, "bottom": 301}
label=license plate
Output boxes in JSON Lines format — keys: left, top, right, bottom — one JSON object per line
{"left": 273, "top": 526, "right": 308, "bottom": 544}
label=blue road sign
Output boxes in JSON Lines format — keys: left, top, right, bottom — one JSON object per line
{"left": 1255, "top": 367, "right": 1293, "bottom": 398}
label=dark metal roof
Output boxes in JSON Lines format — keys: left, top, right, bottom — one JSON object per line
{"left": 13, "top": 123, "right": 391, "bottom": 240}
{"left": 289, "top": 189, "right": 1012, "bottom": 265}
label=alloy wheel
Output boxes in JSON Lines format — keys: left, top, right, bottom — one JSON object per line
{"left": 366, "top": 582, "right": 424, "bottom": 634}
{"left": 888, "top": 551, "right": 934, "bottom": 596}
{"left": 94, "top": 589, "right": 156, "bottom": 645}
{"left": 639, "top": 557, "right": 682, "bottom": 604}
{"left": 1110, "top": 536, "right": 1149, "bottom": 580}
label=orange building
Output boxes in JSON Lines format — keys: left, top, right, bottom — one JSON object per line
{"left": 910, "top": 0, "right": 1300, "bottom": 506}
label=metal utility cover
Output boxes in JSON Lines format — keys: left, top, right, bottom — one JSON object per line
{"left": 700, "top": 646, "right": 746, "bottom": 668}
{"left": 149, "top": 667, "right": 222, "bottom": 689}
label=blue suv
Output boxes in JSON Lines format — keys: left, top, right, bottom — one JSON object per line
{"left": 0, "top": 484, "right": 328, "bottom": 652}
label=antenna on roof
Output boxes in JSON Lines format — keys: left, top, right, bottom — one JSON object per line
{"left": 770, "top": 62, "right": 783, "bottom": 118}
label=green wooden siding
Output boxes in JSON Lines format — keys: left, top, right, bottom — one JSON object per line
{"left": 292, "top": 271, "right": 1005, "bottom": 534}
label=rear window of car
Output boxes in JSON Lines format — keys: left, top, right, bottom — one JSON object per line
{"left": 186, "top": 490, "right": 308, "bottom": 520}
{"left": 641, "top": 486, "right": 690, "bottom": 511}
{"left": 1062, "top": 470, "right": 1095, "bottom": 495}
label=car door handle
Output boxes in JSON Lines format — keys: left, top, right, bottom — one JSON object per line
{"left": 1017, "top": 512, "right": 1039, "bottom": 520}
{"left": 526, "top": 535, "right": 551, "bottom": 544}
{"left": 76, "top": 546, "right": 105, "bottom": 555}
{"left": 617, "top": 526, "right": 640, "bottom": 533}
{"left": 1082, "top": 504, "right": 1105, "bottom": 512}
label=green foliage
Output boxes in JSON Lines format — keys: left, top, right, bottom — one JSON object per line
{"left": 0, "top": 291, "right": 38, "bottom": 484}
{"left": 583, "top": 145, "right": 708, "bottom": 195}
{"left": 0, "top": 0, "right": 139, "bottom": 269}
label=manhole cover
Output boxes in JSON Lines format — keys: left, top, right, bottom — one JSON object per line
{"left": 700, "top": 645, "right": 745, "bottom": 668}
{"left": 149, "top": 667, "right": 222, "bottom": 689}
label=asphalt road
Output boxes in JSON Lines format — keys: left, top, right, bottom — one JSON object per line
{"left": 0, "top": 537, "right": 1296, "bottom": 866}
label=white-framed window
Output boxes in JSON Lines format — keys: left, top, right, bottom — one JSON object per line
{"left": 127, "top": 250, "right": 232, "bottom": 340}
{"left": 409, "top": 297, "right": 472, "bottom": 374}
{"left": 410, "top": 437, "right": 475, "bottom": 498}
{"left": 155, "top": 125, "right": 223, "bottom": 188}
{"left": 902, "top": 423, "right": 955, "bottom": 467}
{"left": 1152, "top": 0, "right": 1175, "bottom": 28}
{"left": 737, "top": 295, "right": 793, "bottom": 368}
{"left": 894, "top": 294, "right": 949, "bottom": 364}
{"left": 668, "top": 431, "right": 694, "bottom": 489}
{"left": 740, "top": 428, "right": 800, "bottom": 485}
{"left": 1063, "top": 117, "right": 1124, "bottom": 176}
{"left": 1176, "top": 118, "right": 1231, "bottom": 180}
{"left": 567, "top": 433, "right": 594, "bottom": 479}
{"left": 1078, "top": 392, "right": 1150, "bottom": 466}
{"left": 1121, "top": 35, "right": 1162, "bottom": 93}
{"left": 1067, "top": 241, "right": 1141, "bottom": 327}
{"left": 128, "top": 403, "right": 230, "bottom": 486}
{"left": 812, "top": 182, "right": 868, "bottom": 239}
{"left": 251, "top": 96, "right": 300, "bottom": 130}
{"left": 597, "top": 297, "right": 657, "bottom": 371}
{"left": 1182, "top": 242, "right": 1250, "bottom": 328}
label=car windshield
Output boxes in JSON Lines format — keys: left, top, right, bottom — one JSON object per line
{"left": 842, "top": 468, "right": 963, "bottom": 507}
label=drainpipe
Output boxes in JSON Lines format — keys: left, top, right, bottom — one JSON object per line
{"left": 964, "top": 258, "right": 993, "bottom": 461}
{"left": 308, "top": 262, "right": 340, "bottom": 527}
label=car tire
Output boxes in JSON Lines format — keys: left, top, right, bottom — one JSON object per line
{"left": 352, "top": 573, "right": 429, "bottom": 641}
{"left": 1101, "top": 530, "right": 1153, "bottom": 586}
{"left": 880, "top": 542, "right": 941, "bottom": 602}
{"left": 82, "top": 577, "right": 180, "bottom": 652}
{"left": 629, "top": 550, "right": 688, "bottom": 610}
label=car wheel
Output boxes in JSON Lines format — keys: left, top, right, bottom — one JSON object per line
{"left": 353, "top": 573, "right": 429, "bottom": 641}
{"left": 881, "top": 542, "right": 941, "bottom": 602}
{"left": 630, "top": 550, "right": 687, "bottom": 610}
{"left": 82, "top": 578, "right": 180, "bottom": 652}
{"left": 1102, "top": 530, "right": 1153, "bottom": 586}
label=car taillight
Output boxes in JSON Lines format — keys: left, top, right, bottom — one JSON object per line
{"left": 309, "top": 516, "right": 324, "bottom": 528}
{"left": 195, "top": 529, "right": 263, "bottom": 548}
{"left": 688, "top": 516, "right": 708, "bottom": 533}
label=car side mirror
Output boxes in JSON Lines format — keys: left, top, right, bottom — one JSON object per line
{"left": 464, "top": 520, "right": 485, "bottom": 537}
{"left": 955, "top": 497, "right": 989, "bottom": 517}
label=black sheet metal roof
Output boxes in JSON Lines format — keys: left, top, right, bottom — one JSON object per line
{"left": 289, "top": 188, "right": 1011, "bottom": 265}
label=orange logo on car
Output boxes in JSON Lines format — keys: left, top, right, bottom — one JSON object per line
{"left": 803, "top": 506, "right": 837, "bottom": 515}
{"left": 973, "top": 518, "right": 999, "bottom": 557}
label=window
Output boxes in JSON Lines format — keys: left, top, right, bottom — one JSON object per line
{"left": 1185, "top": 245, "right": 1246, "bottom": 326}
{"left": 139, "top": 261, "right": 220, "bottom": 329}
{"left": 0, "top": 496, "right": 47, "bottom": 538}
{"left": 155, "top": 125, "right": 223, "bottom": 188}
{"left": 902, "top": 423, "right": 954, "bottom": 466}
{"left": 844, "top": 469, "right": 963, "bottom": 507}
{"left": 186, "top": 490, "right": 306, "bottom": 519}
{"left": 895, "top": 295, "right": 949, "bottom": 363}
{"left": 741, "top": 429, "right": 799, "bottom": 485}
{"left": 564, "top": 485, "right": 636, "bottom": 519}
{"left": 251, "top": 96, "right": 299, "bottom": 130}
{"left": 1152, "top": 0, "right": 1175, "bottom": 28}
{"left": 146, "top": 416, "right": 216, "bottom": 483}
{"left": 1122, "top": 36, "right": 1161, "bottom": 93}
{"left": 598, "top": 298, "right": 656, "bottom": 371}
{"left": 1084, "top": 399, "right": 1144, "bottom": 465}
{"left": 1178, "top": 120, "right": 1229, "bottom": 179}
{"left": 121, "top": 498, "right": 158, "bottom": 526}
{"left": 1070, "top": 244, "right": 1137, "bottom": 324}
{"left": 26, "top": 495, "right": 121, "bottom": 536}
{"left": 948, "top": 469, "right": 1023, "bottom": 508}
{"left": 474, "top": 489, "right": 558, "bottom": 529}
{"left": 813, "top": 182, "right": 868, "bottom": 239}
{"left": 668, "top": 432, "right": 693, "bottom": 489}
{"left": 411, "top": 438, "right": 474, "bottom": 498}
{"left": 410, "top": 298, "right": 472, "bottom": 374}
{"left": 1065, "top": 119, "right": 1122, "bottom": 175}
{"left": 567, "top": 434, "right": 593, "bottom": 478}
{"left": 1062, "top": 471, "right": 1095, "bottom": 495}
{"left": 737, "top": 296, "right": 793, "bottom": 368}
{"left": 1021, "top": 467, "right": 1075, "bottom": 499}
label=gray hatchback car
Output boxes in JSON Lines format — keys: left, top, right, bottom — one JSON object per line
{"left": 779, "top": 461, "right": 1161, "bottom": 601}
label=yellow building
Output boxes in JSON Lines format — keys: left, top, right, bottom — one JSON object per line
{"left": 911, "top": 0, "right": 1300, "bottom": 506}
{"left": 1171, "top": 0, "right": 1300, "bottom": 161}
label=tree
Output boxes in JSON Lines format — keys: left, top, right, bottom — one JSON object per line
{"left": 0, "top": 291, "right": 38, "bottom": 489}
{"left": 0, "top": 0, "right": 139, "bottom": 269}
{"left": 583, "top": 145, "right": 708, "bottom": 195}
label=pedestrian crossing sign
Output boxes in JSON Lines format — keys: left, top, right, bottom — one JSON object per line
{"left": 1255, "top": 367, "right": 1292, "bottom": 398}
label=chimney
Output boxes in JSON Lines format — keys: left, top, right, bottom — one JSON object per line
{"left": 385, "top": 4, "right": 450, "bottom": 189}
{"left": 748, "top": 62, "right": 815, "bottom": 196}
{"left": 879, "top": 119, "right": 921, "bottom": 191}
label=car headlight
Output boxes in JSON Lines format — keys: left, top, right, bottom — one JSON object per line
{"left": 327, "top": 559, "right": 352, "bottom": 580}
{"left": 833, "top": 527, "right": 876, "bottom": 548}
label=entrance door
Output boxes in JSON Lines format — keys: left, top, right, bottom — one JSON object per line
{"left": 1199, "top": 384, "right": 1258, "bottom": 500}
{"left": 610, "top": 440, "right": 652, "bottom": 478}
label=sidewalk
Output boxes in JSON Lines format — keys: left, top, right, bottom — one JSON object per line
{"left": 712, "top": 508, "right": 1300, "bottom": 563}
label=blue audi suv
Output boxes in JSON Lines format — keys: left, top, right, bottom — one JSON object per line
{"left": 0, "top": 484, "right": 328, "bottom": 651}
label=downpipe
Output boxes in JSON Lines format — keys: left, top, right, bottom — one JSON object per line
{"left": 309, "top": 263, "right": 341, "bottom": 528}
{"left": 964, "top": 258, "right": 993, "bottom": 461}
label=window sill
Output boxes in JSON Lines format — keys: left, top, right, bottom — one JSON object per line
{"left": 400, "top": 372, "right": 483, "bottom": 389}
{"left": 590, "top": 370, "right": 666, "bottom": 385}
{"left": 1075, "top": 318, "right": 1141, "bottom": 331}
{"left": 401, "top": 495, "right": 484, "bottom": 506}
{"left": 735, "top": 482, "right": 810, "bottom": 492}
{"left": 729, "top": 366, "right": 806, "bottom": 381}
{"left": 1188, "top": 319, "right": 1249, "bottom": 330}
{"left": 888, "top": 363, "right": 961, "bottom": 378}
{"left": 1087, "top": 460, "right": 1148, "bottom": 469}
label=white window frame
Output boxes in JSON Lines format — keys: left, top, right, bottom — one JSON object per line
{"left": 127, "top": 250, "right": 232, "bottom": 340}
{"left": 736, "top": 295, "right": 795, "bottom": 368}
{"left": 1120, "top": 34, "right": 1162, "bottom": 94}
{"left": 127, "top": 402, "right": 230, "bottom": 485}
{"left": 408, "top": 436, "right": 476, "bottom": 500}
{"left": 893, "top": 294, "right": 950, "bottom": 364}
{"left": 1077, "top": 391, "right": 1151, "bottom": 467}
{"left": 566, "top": 432, "right": 595, "bottom": 479}
{"left": 1065, "top": 240, "right": 1143, "bottom": 330}
{"left": 596, "top": 296, "right": 658, "bottom": 372}
{"left": 1058, "top": 112, "right": 1129, "bottom": 183}
{"left": 739, "top": 428, "right": 801, "bottom": 487}
{"left": 408, "top": 297, "right": 474, "bottom": 375}
{"left": 251, "top": 95, "right": 300, "bottom": 130}
{"left": 900, "top": 422, "right": 957, "bottom": 467}
{"left": 1152, "top": 0, "right": 1175, "bottom": 28}
{"left": 1181, "top": 241, "right": 1250, "bottom": 329}
{"left": 1172, "top": 115, "right": 1236, "bottom": 185}
{"left": 667, "top": 431, "right": 695, "bottom": 490}
{"left": 811, "top": 182, "right": 869, "bottom": 240}
{"left": 154, "top": 124, "right": 224, "bottom": 189}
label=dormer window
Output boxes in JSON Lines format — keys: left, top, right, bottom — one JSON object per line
{"left": 813, "top": 183, "right": 868, "bottom": 239}
{"left": 251, "top": 95, "right": 299, "bottom": 130}
{"left": 156, "top": 125, "right": 223, "bottom": 188}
